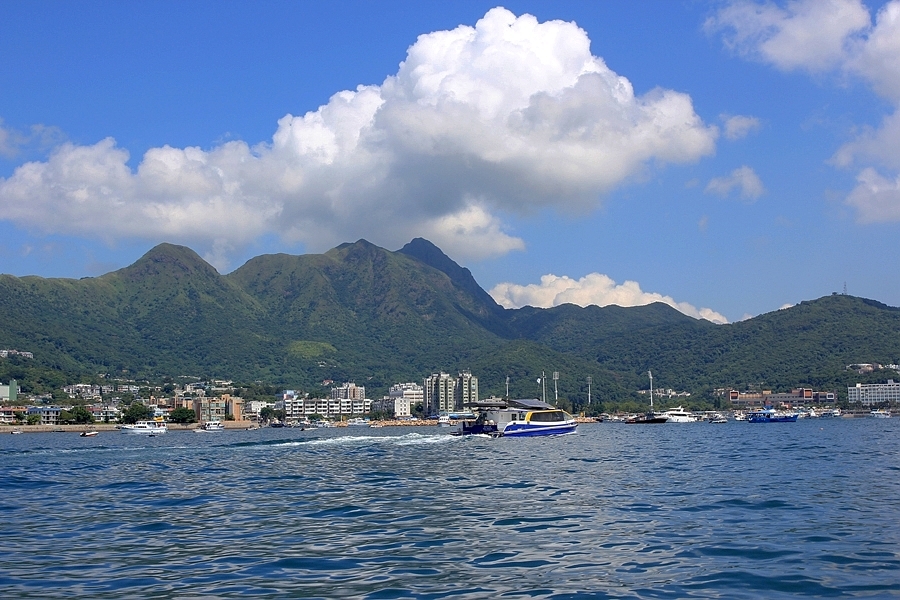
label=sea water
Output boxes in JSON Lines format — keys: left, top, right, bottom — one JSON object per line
{"left": 1, "top": 418, "right": 898, "bottom": 598}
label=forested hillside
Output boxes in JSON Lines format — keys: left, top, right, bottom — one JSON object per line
{"left": 0, "top": 239, "right": 898, "bottom": 408}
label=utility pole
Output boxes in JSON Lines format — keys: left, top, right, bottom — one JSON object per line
{"left": 553, "top": 371, "right": 559, "bottom": 404}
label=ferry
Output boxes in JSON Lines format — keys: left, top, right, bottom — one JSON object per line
{"left": 121, "top": 420, "right": 168, "bottom": 434}
{"left": 453, "top": 398, "right": 577, "bottom": 437}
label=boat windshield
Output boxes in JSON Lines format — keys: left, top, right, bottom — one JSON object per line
{"left": 529, "top": 410, "right": 568, "bottom": 422}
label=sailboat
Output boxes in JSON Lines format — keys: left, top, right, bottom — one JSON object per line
{"left": 626, "top": 371, "right": 668, "bottom": 424}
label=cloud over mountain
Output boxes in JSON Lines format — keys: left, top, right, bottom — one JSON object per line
{"left": 0, "top": 7, "right": 717, "bottom": 271}
{"left": 489, "top": 272, "right": 728, "bottom": 324}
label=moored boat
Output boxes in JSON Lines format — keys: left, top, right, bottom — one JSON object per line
{"left": 747, "top": 407, "right": 798, "bottom": 423}
{"left": 346, "top": 417, "right": 370, "bottom": 427}
{"left": 625, "top": 412, "right": 668, "bottom": 424}
{"left": 663, "top": 406, "right": 698, "bottom": 423}
{"left": 195, "top": 420, "right": 225, "bottom": 432}
{"left": 121, "top": 421, "right": 168, "bottom": 434}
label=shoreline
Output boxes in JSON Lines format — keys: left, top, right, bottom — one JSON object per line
{"left": 1, "top": 416, "right": 599, "bottom": 434}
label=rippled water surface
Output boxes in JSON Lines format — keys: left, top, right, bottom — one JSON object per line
{"left": 2, "top": 419, "right": 899, "bottom": 598}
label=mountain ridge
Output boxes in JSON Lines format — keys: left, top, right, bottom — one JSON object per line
{"left": 0, "top": 239, "right": 898, "bottom": 407}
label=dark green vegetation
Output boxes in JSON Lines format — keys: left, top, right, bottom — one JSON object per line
{"left": 1, "top": 239, "right": 898, "bottom": 411}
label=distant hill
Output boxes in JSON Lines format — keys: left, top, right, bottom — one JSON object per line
{"left": 0, "top": 239, "right": 898, "bottom": 408}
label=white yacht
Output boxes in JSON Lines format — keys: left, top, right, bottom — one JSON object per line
{"left": 663, "top": 406, "right": 697, "bottom": 423}
{"left": 121, "top": 421, "right": 168, "bottom": 434}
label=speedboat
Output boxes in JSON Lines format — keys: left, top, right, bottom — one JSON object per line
{"left": 747, "top": 407, "right": 798, "bottom": 423}
{"left": 80, "top": 430, "right": 99, "bottom": 437}
{"left": 870, "top": 409, "right": 891, "bottom": 418}
{"left": 194, "top": 420, "right": 225, "bottom": 432}
{"left": 453, "top": 398, "right": 577, "bottom": 437}
{"left": 346, "top": 418, "right": 371, "bottom": 427}
{"left": 121, "top": 421, "right": 168, "bottom": 434}
{"left": 663, "top": 406, "right": 698, "bottom": 423}
{"left": 708, "top": 413, "right": 728, "bottom": 424}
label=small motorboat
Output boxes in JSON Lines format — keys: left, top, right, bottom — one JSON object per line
{"left": 80, "top": 430, "right": 99, "bottom": 437}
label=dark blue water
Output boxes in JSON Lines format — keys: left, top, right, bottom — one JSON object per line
{"left": 2, "top": 419, "right": 898, "bottom": 598}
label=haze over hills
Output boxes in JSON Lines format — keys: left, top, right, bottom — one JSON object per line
{"left": 0, "top": 238, "right": 898, "bottom": 408}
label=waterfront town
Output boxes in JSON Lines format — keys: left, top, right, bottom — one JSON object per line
{"left": 1, "top": 348, "right": 899, "bottom": 429}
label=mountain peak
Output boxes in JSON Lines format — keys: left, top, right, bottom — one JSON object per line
{"left": 112, "top": 243, "right": 219, "bottom": 283}
{"left": 399, "top": 238, "right": 505, "bottom": 318}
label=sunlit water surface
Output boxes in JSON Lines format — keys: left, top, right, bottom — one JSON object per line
{"left": 2, "top": 419, "right": 898, "bottom": 598}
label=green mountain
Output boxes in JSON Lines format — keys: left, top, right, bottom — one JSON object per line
{"left": 0, "top": 239, "right": 898, "bottom": 408}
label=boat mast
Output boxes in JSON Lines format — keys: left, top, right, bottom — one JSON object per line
{"left": 648, "top": 371, "right": 654, "bottom": 412}
{"left": 538, "top": 371, "right": 546, "bottom": 404}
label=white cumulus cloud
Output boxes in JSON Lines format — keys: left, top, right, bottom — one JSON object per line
{"left": 722, "top": 114, "right": 761, "bottom": 140}
{"left": 705, "top": 166, "right": 766, "bottom": 200}
{"left": 706, "top": 0, "right": 871, "bottom": 72}
{"left": 0, "top": 7, "right": 718, "bottom": 270}
{"left": 845, "top": 168, "right": 900, "bottom": 222}
{"left": 489, "top": 273, "right": 728, "bottom": 324}
{"left": 709, "top": 0, "right": 900, "bottom": 225}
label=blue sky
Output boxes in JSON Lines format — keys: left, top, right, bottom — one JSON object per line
{"left": 1, "top": 0, "right": 898, "bottom": 323}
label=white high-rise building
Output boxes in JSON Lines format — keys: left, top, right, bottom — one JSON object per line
{"left": 424, "top": 371, "right": 478, "bottom": 415}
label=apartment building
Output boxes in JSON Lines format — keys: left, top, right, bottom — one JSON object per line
{"left": 848, "top": 380, "right": 900, "bottom": 406}
{"left": 424, "top": 371, "right": 478, "bottom": 415}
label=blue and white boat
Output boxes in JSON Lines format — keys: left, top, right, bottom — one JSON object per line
{"left": 747, "top": 407, "right": 799, "bottom": 423}
{"left": 453, "top": 398, "right": 577, "bottom": 437}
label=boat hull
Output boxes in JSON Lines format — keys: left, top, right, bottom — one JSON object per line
{"left": 748, "top": 413, "right": 798, "bottom": 423}
{"left": 501, "top": 422, "right": 577, "bottom": 436}
{"left": 626, "top": 413, "right": 668, "bottom": 424}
